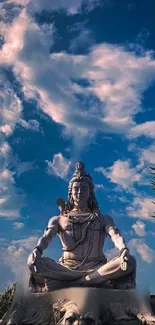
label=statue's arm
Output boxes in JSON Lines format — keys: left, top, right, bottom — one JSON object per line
{"left": 35, "top": 216, "right": 59, "bottom": 254}
{"left": 103, "top": 214, "right": 128, "bottom": 253}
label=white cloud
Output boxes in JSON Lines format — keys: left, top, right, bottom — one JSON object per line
{"left": 3, "top": 245, "right": 29, "bottom": 284}
{"left": 1, "top": 7, "right": 155, "bottom": 142}
{"left": 132, "top": 220, "right": 146, "bottom": 237}
{"left": 19, "top": 119, "right": 41, "bottom": 132}
{"left": 13, "top": 222, "right": 25, "bottom": 229}
{"left": 0, "top": 235, "right": 38, "bottom": 289}
{"left": 0, "top": 138, "right": 34, "bottom": 219}
{"left": 0, "top": 142, "right": 11, "bottom": 156}
{"left": 0, "top": 125, "right": 12, "bottom": 136}
{"left": 0, "top": 73, "right": 36, "bottom": 220}
{"left": 0, "top": 142, "right": 11, "bottom": 173}
{"left": 117, "top": 196, "right": 130, "bottom": 203}
{"left": 70, "top": 28, "right": 94, "bottom": 53}
{"left": 0, "top": 168, "right": 23, "bottom": 219}
{"left": 106, "top": 247, "right": 118, "bottom": 261}
{"left": 46, "top": 153, "right": 71, "bottom": 180}
{"left": 0, "top": 79, "right": 22, "bottom": 135}
{"left": 129, "top": 121, "right": 155, "bottom": 139}
{"left": 16, "top": 161, "right": 34, "bottom": 176}
{"left": 0, "top": 74, "right": 26, "bottom": 220}
{"left": 8, "top": 0, "right": 29, "bottom": 5}
{"left": 27, "top": 0, "right": 102, "bottom": 15}
{"left": 0, "top": 9, "right": 29, "bottom": 65}
{"left": 95, "top": 184, "right": 104, "bottom": 190}
{"left": 0, "top": 238, "right": 7, "bottom": 243}
{"left": 95, "top": 160, "right": 141, "bottom": 189}
{"left": 12, "top": 235, "right": 38, "bottom": 250}
{"left": 126, "top": 197, "right": 155, "bottom": 222}
{"left": 5, "top": 0, "right": 102, "bottom": 15}
{"left": 129, "top": 239, "right": 155, "bottom": 263}
{"left": 139, "top": 143, "right": 155, "bottom": 165}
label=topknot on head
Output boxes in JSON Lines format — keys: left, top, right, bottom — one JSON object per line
{"left": 71, "top": 161, "right": 93, "bottom": 184}
{"left": 76, "top": 161, "right": 85, "bottom": 171}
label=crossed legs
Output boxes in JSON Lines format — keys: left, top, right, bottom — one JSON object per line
{"left": 27, "top": 253, "right": 136, "bottom": 291}
{"left": 71, "top": 255, "right": 136, "bottom": 287}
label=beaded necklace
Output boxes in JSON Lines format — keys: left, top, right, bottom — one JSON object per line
{"left": 62, "top": 211, "right": 101, "bottom": 270}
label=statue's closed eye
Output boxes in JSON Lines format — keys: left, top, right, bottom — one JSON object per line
{"left": 65, "top": 316, "right": 76, "bottom": 324}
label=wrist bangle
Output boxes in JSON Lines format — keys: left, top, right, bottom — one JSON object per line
{"left": 120, "top": 247, "right": 129, "bottom": 255}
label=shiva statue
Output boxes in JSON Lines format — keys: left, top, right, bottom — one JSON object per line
{"left": 27, "top": 162, "right": 136, "bottom": 292}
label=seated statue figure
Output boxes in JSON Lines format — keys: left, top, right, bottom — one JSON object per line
{"left": 27, "top": 162, "right": 136, "bottom": 292}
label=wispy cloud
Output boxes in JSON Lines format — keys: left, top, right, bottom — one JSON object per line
{"left": 129, "top": 121, "right": 155, "bottom": 139}
{"left": 0, "top": 141, "right": 24, "bottom": 219}
{"left": 0, "top": 168, "right": 22, "bottom": 219}
{"left": 28, "top": 0, "right": 102, "bottom": 15}
{"left": 1, "top": 5, "right": 155, "bottom": 145}
{"left": 105, "top": 247, "right": 118, "bottom": 261}
{"left": 95, "top": 160, "right": 141, "bottom": 189}
{"left": 0, "top": 235, "right": 39, "bottom": 289}
{"left": 46, "top": 153, "right": 71, "bottom": 180}
{"left": 16, "top": 161, "right": 34, "bottom": 177}
{"left": 129, "top": 238, "right": 155, "bottom": 263}
{"left": 0, "top": 79, "right": 22, "bottom": 135}
{"left": 13, "top": 222, "right": 25, "bottom": 229}
{"left": 95, "top": 184, "right": 104, "bottom": 190}
{"left": 70, "top": 28, "right": 94, "bottom": 53}
{"left": 19, "top": 119, "right": 41, "bottom": 132}
{"left": 3, "top": 245, "right": 29, "bottom": 285}
{"left": 94, "top": 158, "right": 155, "bottom": 223}
{"left": 12, "top": 235, "right": 39, "bottom": 250}
{"left": 132, "top": 220, "right": 146, "bottom": 237}
{"left": 139, "top": 143, "right": 155, "bottom": 166}
{"left": 126, "top": 197, "right": 155, "bottom": 222}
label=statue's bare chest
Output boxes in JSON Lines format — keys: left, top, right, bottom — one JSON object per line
{"left": 58, "top": 212, "right": 104, "bottom": 243}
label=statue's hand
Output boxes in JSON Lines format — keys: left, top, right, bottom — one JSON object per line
{"left": 120, "top": 248, "right": 129, "bottom": 272}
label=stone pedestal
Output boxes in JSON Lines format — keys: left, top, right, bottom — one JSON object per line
{"left": 1, "top": 286, "right": 155, "bottom": 325}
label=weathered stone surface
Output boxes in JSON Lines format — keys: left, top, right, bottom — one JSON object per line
{"left": 1, "top": 287, "right": 155, "bottom": 325}
{"left": 27, "top": 162, "right": 136, "bottom": 293}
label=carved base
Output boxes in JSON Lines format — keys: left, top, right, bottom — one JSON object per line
{"left": 1, "top": 287, "right": 155, "bottom": 325}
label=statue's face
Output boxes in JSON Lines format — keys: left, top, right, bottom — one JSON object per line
{"left": 72, "top": 181, "right": 90, "bottom": 207}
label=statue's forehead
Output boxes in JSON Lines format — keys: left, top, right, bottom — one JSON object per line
{"left": 72, "top": 181, "right": 89, "bottom": 187}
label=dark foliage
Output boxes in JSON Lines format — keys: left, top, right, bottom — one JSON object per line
{"left": 0, "top": 283, "right": 16, "bottom": 319}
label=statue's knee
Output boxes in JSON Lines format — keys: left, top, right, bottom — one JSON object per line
{"left": 27, "top": 253, "right": 34, "bottom": 271}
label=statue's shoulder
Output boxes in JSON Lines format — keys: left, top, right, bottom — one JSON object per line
{"left": 48, "top": 215, "right": 60, "bottom": 227}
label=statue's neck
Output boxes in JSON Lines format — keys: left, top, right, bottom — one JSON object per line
{"left": 73, "top": 203, "right": 89, "bottom": 213}
{"left": 73, "top": 204, "right": 89, "bottom": 213}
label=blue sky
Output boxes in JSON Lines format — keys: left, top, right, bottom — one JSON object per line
{"left": 0, "top": 0, "right": 155, "bottom": 293}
